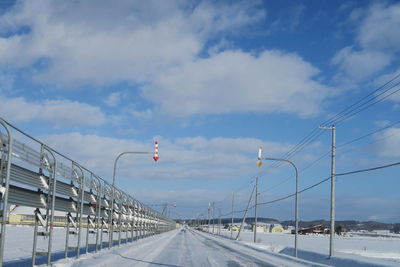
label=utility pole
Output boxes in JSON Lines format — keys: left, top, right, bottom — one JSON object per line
{"left": 236, "top": 185, "right": 255, "bottom": 240}
{"left": 212, "top": 202, "right": 215, "bottom": 234}
{"left": 330, "top": 125, "right": 336, "bottom": 258}
{"left": 208, "top": 203, "right": 211, "bottom": 233}
{"left": 319, "top": 125, "right": 336, "bottom": 258}
{"left": 218, "top": 208, "right": 221, "bottom": 235}
{"left": 231, "top": 192, "right": 234, "bottom": 239}
{"left": 254, "top": 177, "right": 258, "bottom": 243}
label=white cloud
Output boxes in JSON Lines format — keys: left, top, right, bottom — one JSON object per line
{"left": 40, "top": 133, "right": 295, "bottom": 181}
{"left": 131, "top": 188, "right": 253, "bottom": 213}
{"left": 0, "top": 72, "right": 14, "bottom": 92}
{"left": 130, "top": 108, "right": 153, "bottom": 120}
{"left": 357, "top": 4, "right": 400, "bottom": 51}
{"left": 371, "top": 68, "right": 400, "bottom": 103}
{"left": 371, "top": 128, "right": 400, "bottom": 158}
{"left": 0, "top": 0, "right": 263, "bottom": 85}
{"left": 270, "top": 4, "right": 305, "bottom": 32}
{"left": 0, "top": 1, "right": 333, "bottom": 118}
{"left": 142, "top": 50, "right": 331, "bottom": 117}
{"left": 133, "top": 190, "right": 400, "bottom": 221}
{"left": 176, "top": 136, "right": 290, "bottom": 155}
{"left": 132, "top": 189, "right": 220, "bottom": 207}
{"left": 332, "top": 47, "right": 391, "bottom": 82}
{"left": 116, "top": 128, "right": 139, "bottom": 136}
{"left": 333, "top": 3, "right": 400, "bottom": 82}
{"left": 372, "top": 120, "right": 391, "bottom": 128}
{"left": 104, "top": 91, "right": 122, "bottom": 107}
{"left": 0, "top": 95, "right": 107, "bottom": 126}
{"left": 189, "top": 0, "right": 265, "bottom": 37}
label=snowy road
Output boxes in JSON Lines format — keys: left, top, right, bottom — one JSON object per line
{"left": 151, "top": 228, "right": 277, "bottom": 266}
{"left": 53, "top": 227, "right": 326, "bottom": 267}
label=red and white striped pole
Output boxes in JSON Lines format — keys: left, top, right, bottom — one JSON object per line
{"left": 153, "top": 141, "right": 159, "bottom": 162}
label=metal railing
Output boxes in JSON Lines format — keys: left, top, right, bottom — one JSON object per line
{"left": 0, "top": 117, "right": 176, "bottom": 266}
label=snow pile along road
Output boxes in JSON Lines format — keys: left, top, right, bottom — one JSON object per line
{"left": 219, "top": 229, "right": 400, "bottom": 267}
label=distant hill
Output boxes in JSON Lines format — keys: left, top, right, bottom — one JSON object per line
{"left": 182, "top": 217, "right": 400, "bottom": 232}
{"left": 281, "top": 220, "right": 399, "bottom": 231}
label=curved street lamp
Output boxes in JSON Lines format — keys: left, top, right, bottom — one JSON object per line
{"left": 109, "top": 141, "right": 159, "bottom": 248}
{"left": 257, "top": 146, "right": 299, "bottom": 258}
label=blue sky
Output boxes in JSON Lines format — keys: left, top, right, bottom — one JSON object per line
{"left": 0, "top": 0, "right": 400, "bottom": 222}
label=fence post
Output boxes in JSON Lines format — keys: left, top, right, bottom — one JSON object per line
{"left": 0, "top": 119, "right": 13, "bottom": 267}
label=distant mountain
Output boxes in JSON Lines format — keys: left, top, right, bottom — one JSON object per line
{"left": 279, "top": 219, "right": 398, "bottom": 232}
{"left": 183, "top": 217, "right": 400, "bottom": 232}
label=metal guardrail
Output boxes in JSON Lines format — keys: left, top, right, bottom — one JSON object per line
{"left": 0, "top": 118, "right": 176, "bottom": 266}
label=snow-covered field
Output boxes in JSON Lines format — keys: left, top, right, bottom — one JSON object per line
{"left": 3, "top": 225, "right": 400, "bottom": 266}
{"left": 217, "top": 229, "right": 400, "bottom": 266}
{"left": 2, "top": 225, "right": 138, "bottom": 266}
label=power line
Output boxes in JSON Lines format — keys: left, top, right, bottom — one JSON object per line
{"left": 175, "top": 205, "right": 206, "bottom": 209}
{"left": 212, "top": 179, "right": 256, "bottom": 217}
{"left": 214, "top": 74, "right": 400, "bottom": 218}
{"left": 338, "top": 130, "right": 400, "bottom": 156}
{"left": 336, "top": 161, "right": 400, "bottom": 177}
{"left": 258, "top": 119, "right": 400, "bottom": 195}
{"left": 256, "top": 160, "right": 400, "bottom": 207}
{"left": 259, "top": 73, "right": 400, "bottom": 173}
{"left": 221, "top": 207, "right": 254, "bottom": 217}
{"left": 266, "top": 128, "right": 325, "bottom": 170}
{"left": 322, "top": 73, "right": 400, "bottom": 126}
{"left": 330, "top": 81, "right": 400, "bottom": 126}
{"left": 337, "top": 119, "right": 400, "bottom": 148}
{"left": 258, "top": 150, "right": 331, "bottom": 195}
{"left": 213, "top": 177, "right": 255, "bottom": 205}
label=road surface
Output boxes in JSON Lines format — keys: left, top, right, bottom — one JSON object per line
{"left": 53, "top": 227, "right": 327, "bottom": 267}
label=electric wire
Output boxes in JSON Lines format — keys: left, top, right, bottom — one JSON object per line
{"left": 260, "top": 73, "right": 400, "bottom": 172}
{"left": 210, "top": 74, "right": 400, "bottom": 219}
{"left": 214, "top": 177, "right": 255, "bottom": 205}
{"left": 335, "top": 86, "right": 400, "bottom": 126}
{"left": 217, "top": 128, "right": 400, "bottom": 217}
{"left": 256, "top": 160, "right": 400, "bottom": 207}
{"left": 322, "top": 73, "right": 400, "bottom": 126}
{"left": 258, "top": 150, "right": 331, "bottom": 195}
{"left": 219, "top": 159, "right": 400, "bottom": 217}
{"left": 258, "top": 119, "right": 400, "bottom": 195}
{"left": 337, "top": 120, "right": 400, "bottom": 148}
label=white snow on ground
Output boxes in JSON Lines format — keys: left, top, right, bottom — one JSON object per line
{"left": 4, "top": 225, "right": 69, "bottom": 263}
{"left": 218, "top": 229, "right": 400, "bottom": 266}
{"left": 3, "top": 225, "right": 400, "bottom": 266}
{"left": 2, "top": 224, "right": 132, "bottom": 266}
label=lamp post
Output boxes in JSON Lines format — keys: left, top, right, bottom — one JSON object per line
{"left": 109, "top": 142, "right": 159, "bottom": 248}
{"left": 257, "top": 146, "right": 299, "bottom": 258}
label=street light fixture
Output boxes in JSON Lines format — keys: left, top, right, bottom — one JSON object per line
{"left": 109, "top": 141, "right": 159, "bottom": 248}
{"left": 257, "top": 146, "right": 299, "bottom": 258}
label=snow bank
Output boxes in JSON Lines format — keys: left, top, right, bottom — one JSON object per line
{"left": 218, "top": 229, "right": 400, "bottom": 266}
